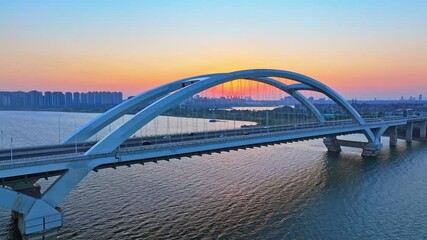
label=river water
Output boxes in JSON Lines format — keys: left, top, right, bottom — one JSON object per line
{"left": 0, "top": 111, "right": 426, "bottom": 239}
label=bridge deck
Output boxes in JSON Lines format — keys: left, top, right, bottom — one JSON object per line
{"left": 0, "top": 118, "right": 412, "bottom": 184}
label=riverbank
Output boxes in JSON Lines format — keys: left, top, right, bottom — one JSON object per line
{"left": 0, "top": 106, "right": 319, "bottom": 126}
{"left": 0, "top": 107, "right": 106, "bottom": 114}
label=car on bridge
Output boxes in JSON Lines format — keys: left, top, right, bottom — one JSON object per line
{"left": 141, "top": 141, "right": 152, "bottom": 146}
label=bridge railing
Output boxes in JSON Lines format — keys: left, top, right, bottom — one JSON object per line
{"left": 0, "top": 117, "right": 415, "bottom": 167}
{"left": 0, "top": 152, "right": 86, "bottom": 167}
{"left": 113, "top": 117, "right": 412, "bottom": 155}
{"left": 119, "top": 121, "right": 362, "bottom": 153}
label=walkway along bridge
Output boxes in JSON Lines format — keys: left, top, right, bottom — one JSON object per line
{"left": 1, "top": 69, "right": 426, "bottom": 239}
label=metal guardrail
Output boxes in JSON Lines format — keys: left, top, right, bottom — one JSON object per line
{"left": 0, "top": 117, "right": 418, "bottom": 167}
{"left": 0, "top": 152, "right": 86, "bottom": 166}
{"left": 120, "top": 122, "right": 360, "bottom": 153}
{"left": 120, "top": 117, "right": 410, "bottom": 153}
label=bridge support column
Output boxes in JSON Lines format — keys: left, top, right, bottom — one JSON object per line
{"left": 389, "top": 126, "right": 398, "bottom": 147}
{"left": 406, "top": 122, "right": 414, "bottom": 143}
{"left": 0, "top": 165, "right": 92, "bottom": 240}
{"left": 419, "top": 121, "right": 427, "bottom": 139}
{"left": 17, "top": 200, "right": 63, "bottom": 240}
{"left": 323, "top": 136, "right": 341, "bottom": 153}
{"left": 0, "top": 185, "right": 63, "bottom": 240}
{"left": 362, "top": 142, "right": 383, "bottom": 157}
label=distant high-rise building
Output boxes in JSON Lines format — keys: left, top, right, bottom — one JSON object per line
{"left": 44, "top": 91, "right": 52, "bottom": 107}
{"left": 112, "top": 92, "right": 123, "bottom": 104}
{"left": 73, "top": 92, "right": 80, "bottom": 106}
{"left": 419, "top": 94, "right": 423, "bottom": 101}
{"left": 282, "top": 96, "right": 297, "bottom": 105}
{"left": 52, "top": 92, "right": 65, "bottom": 107}
{"left": 28, "top": 90, "right": 43, "bottom": 107}
{"left": 0, "top": 92, "right": 11, "bottom": 106}
{"left": 0, "top": 90, "right": 123, "bottom": 109}
{"left": 100, "top": 92, "right": 113, "bottom": 105}
{"left": 65, "top": 92, "right": 73, "bottom": 106}
{"left": 80, "top": 93, "right": 88, "bottom": 105}
{"left": 87, "top": 92, "right": 95, "bottom": 105}
{"left": 10, "top": 91, "right": 29, "bottom": 106}
{"left": 94, "top": 92, "right": 102, "bottom": 105}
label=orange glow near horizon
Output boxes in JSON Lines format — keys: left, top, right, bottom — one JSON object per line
{"left": 1, "top": 1, "right": 426, "bottom": 100}
{"left": 1, "top": 47, "right": 426, "bottom": 99}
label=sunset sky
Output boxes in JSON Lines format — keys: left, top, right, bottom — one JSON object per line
{"left": 0, "top": 0, "right": 426, "bottom": 99}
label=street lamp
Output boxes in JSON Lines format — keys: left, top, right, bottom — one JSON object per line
{"left": 73, "top": 117, "right": 77, "bottom": 154}
{"left": 58, "top": 115, "right": 62, "bottom": 144}
{"left": 10, "top": 137, "right": 13, "bottom": 161}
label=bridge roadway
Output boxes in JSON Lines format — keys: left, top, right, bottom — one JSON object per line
{"left": 0, "top": 120, "right": 351, "bottom": 161}
{"left": 0, "top": 118, "right": 403, "bottom": 161}
{"left": 0, "top": 117, "right": 417, "bottom": 183}
{"left": 0, "top": 117, "right": 412, "bottom": 161}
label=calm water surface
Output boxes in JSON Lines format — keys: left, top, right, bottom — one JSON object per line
{"left": 0, "top": 111, "right": 426, "bottom": 239}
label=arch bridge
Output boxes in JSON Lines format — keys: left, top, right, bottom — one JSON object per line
{"left": 0, "top": 69, "right": 426, "bottom": 239}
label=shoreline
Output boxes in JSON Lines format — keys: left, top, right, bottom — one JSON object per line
{"left": 0, "top": 108, "right": 106, "bottom": 114}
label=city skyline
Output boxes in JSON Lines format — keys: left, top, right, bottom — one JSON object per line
{"left": 1, "top": 1, "right": 426, "bottom": 99}
{"left": 0, "top": 90, "right": 123, "bottom": 109}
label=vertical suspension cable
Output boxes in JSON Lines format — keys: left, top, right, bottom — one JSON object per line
{"left": 154, "top": 117, "right": 158, "bottom": 144}
{"left": 180, "top": 101, "right": 184, "bottom": 142}
{"left": 167, "top": 115, "right": 170, "bottom": 143}
{"left": 232, "top": 80, "right": 236, "bottom": 131}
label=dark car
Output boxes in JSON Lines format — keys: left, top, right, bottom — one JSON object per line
{"left": 141, "top": 141, "right": 152, "bottom": 146}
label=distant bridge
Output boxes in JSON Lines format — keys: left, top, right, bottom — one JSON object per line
{"left": 1, "top": 69, "right": 426, "bottom": 239}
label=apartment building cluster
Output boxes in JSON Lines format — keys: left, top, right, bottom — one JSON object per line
{"left": 0, "top": 90, "right": 123, "bottom": 109}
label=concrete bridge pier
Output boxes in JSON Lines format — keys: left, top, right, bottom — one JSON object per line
{"left": 418, "top": 121, "right": 427, "bottom": 139}
{"left": 361, "top": 142, "right": 383, "bottom": 157}
{"left": 406, "top": 122, "right": 414, "bottom": 143}
{"left": 7, "top": 180, "right": 41, "bottom": 222}
{"left": 2, "top": 181, "right": 63, "bottom": 240}
{"left": 323, "top": 136, "right": 342, "bottom": 153}
{"left": 0, "top": 166, "right": 92, "bottom": 240}
{"left": 389, "top": 126, "right": 398, "bottom": 147}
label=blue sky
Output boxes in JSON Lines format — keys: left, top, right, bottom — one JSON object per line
{"left": 0, "top": 0, "right": 426, "bottom": 99}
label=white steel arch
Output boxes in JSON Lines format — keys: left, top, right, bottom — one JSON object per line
{"left": 62, "top": 73, "right": 223, "bottom": 144}
{"left": 64, "top": 75, "right": 323, "bottom": 144}
{"left": 85, "top": 69, "right": 368, "bottom": 155}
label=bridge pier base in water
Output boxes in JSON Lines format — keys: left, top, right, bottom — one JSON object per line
{"left": 0, "top": 166, "right": 92, "bottom": 240}
{"left": 324, "top": 136, "right": 383, "bottom": 157}
{"left": 406, "top": 122, "right": 414, "bottom": 143}
{"left": 389, "top": 126, "right": 398, "bottom": 147}
{"left": 418, "top": 121, "right": 427, "bottom": 139}
{"left": 323, "top": 137, "right": 342, "bottom": 153}
{"left": 361, "top": 142, "right": 383, "bottom": 157}
{"left": 15, "top": 205, "right": 62, "bottom": 240}
{"left": 3, "top": 182, "right": 63, "bottom": 240}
